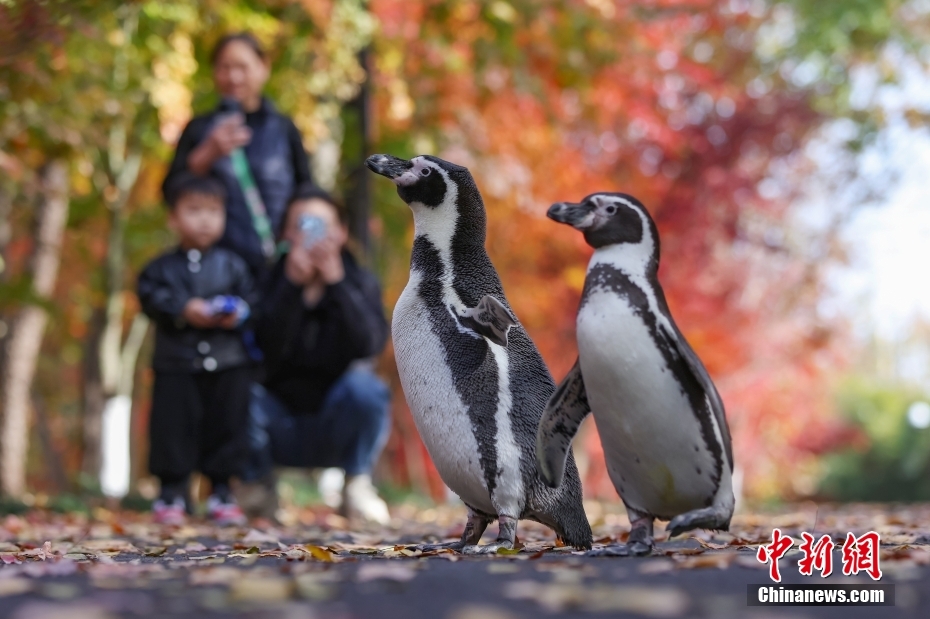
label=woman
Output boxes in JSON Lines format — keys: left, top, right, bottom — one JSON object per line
{"left": 163, "top": 32, "right": 313, "bottom": 277}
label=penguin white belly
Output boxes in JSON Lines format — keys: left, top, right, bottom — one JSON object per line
{"left": 392, "top": 272, "right": 495, "bottom": 514}
{"left": 577, "top": 289, "right": 718, "bottom": 518}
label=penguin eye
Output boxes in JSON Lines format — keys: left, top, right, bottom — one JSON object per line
{"left": 420, "top": 168, "right": 432, "bottom": 177}
{"left": 605, "top": 205, "right": 617, "bottom": 215}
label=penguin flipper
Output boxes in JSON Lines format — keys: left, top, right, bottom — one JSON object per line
{"left": 662, "top": 322, "right": 734, "bottom": 469}
{"left": 454, "top": 295, "right": 516, "bottom": 347}
{"left": 535, "top": 358, "right": 591, "bottom": 488}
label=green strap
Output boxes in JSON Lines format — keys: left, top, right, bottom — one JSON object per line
{"left": 229, "top": 148, "right": 277, "bottom": 261}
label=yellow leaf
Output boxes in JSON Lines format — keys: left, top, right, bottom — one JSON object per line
{"left": 306, "top": 545, "right": 335, "bottom": 562}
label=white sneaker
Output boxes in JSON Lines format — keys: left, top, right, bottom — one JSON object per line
{"left": 318, "top": 468, "right": 345, "bottom": 509}
{"left": 342, "top": 475, "right": 390, "bottom": 525}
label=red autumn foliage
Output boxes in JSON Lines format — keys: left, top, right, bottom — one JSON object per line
{"left": 370, "top": 0, "right": 852, "bottom": 501}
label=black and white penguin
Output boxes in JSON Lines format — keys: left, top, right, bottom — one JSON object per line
{"left": 536, "top": 192, "right": 734, "bottom": 556}
{"left": 366, "top": 153, "right": 592, "bottom": 553}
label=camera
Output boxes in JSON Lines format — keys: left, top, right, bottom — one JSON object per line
{"left": 298, "top": 214, "right": 327, "bottom": 249}
{"left": 209, "top": 295, "right": 240, "bottom": 316}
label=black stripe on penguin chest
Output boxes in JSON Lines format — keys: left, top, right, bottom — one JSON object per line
{"left": 581, "top": 264, "right": 723, "bottom": 496}
{"left": 410, "top": 236, "right": 506, "bottom": 498}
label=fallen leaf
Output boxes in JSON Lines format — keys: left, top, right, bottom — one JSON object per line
{"left": 673, "top": 553, "right": 737, "bottom": 569}
{"left": 189, "top": 567, "right": 244, "bottom": 586}
{"left": 143, "top": 547, "right": 167, "bottom": 557}
{"left": 242, "top": 529, "right": 279, "bottom": 544}
{"left": 638, "top": 560, "right": 676, "bottom": 574}
{"left": 695, "top": 539, "right": 729, "bottom": 550}
{"left": 356, "top": 562, "right": 418, "bottom": 583}
{"left": 666, "top": 548, "right": 705, "bottom": 556}
{"left": 230, "top": 576, "right": 295, "bottom": 601}
{"left": 447, "top": 604, "right": 519, "bottom": 619}
{"left": 294, "top": 572, "right": 340, "bottom": 601}
{"left": 79, "top": 540, "right": 137, "bottom": 553}
{"left": 505, "top": 581, "right": 689, "bottom": 616}
{"left": 305, "top": 545, "right": 335, "bottom": 562}
{"left": 0, "top": 578, "right": 32, "bottom": 597}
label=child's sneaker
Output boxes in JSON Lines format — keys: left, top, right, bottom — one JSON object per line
{"left": 152, "top": 497, "right": 187, "bottom": 525}
{"left": 207, "top": 494, "right": 247, "bottom": 526}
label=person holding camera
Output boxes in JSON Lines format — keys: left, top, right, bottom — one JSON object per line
{"left": 243, "top": 184, "right": 391, "bottom": 524}
{"left": 162, "top": 32, "right": 313, "bottom": 278}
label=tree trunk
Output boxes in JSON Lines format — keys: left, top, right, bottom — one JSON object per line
{"left": 342, "top": 48, "right": 372, "bottom": 257}
{"left": 80, "top": 307, "right": 106, "bottom": 482}
{"left": 99, "top": 312, "right": 148, "bottom": 497}
{"left": 0, "top": 159, "right": 69, "bottom": 498}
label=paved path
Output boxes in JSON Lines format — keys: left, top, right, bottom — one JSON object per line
{"left": 0, "top": 503, "right": 927, "bottom": 618}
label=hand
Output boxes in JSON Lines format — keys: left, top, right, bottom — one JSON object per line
{"left": 206, "top": 113, "right": 252, "bottom": 157}
{"left": 308, "top": 238, "right": 344, "bottom": 285}
{"left": 216, "top": 312, "right": 240, "bottom": 330}
{"left": 182, "top": 298, "right": 219, "bottom": 329}
{"left": 284, "top": 246, "right": 318, "bottom": 286}
{"left": 186, "top": 114, "right": 252, "bottom": 174}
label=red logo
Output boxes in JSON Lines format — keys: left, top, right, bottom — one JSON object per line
{"left": 841, "top": 532, "right": 882, "bottom": 581}
{"left": 756, "top": 528, "right": 794, "bottom": 582}
{"left": 757, "top": 530, "right": 882, "bottom": 582}
{"left": 797, "top": 532, "right": 835, "bottom": 577}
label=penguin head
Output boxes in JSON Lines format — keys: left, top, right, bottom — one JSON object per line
{"left": 367, "top": 153, "right": 486, "bottom": 244}
{"left": 547, "top": 192, "right": 658, "bottom": 252}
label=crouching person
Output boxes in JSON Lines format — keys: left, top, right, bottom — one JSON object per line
{"left": 137, "top": 173, "right": 255, "bottom": 526}
{"left": 243, "top": 185, "right": 391, "bottom": 524}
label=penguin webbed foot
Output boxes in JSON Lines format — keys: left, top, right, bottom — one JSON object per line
{"left": 666, "top": 506, "right": 731, "bottom": 539}
{"left": 405, "top": 540, "right": 466, "bottom": 553}
{"left": 587, "top": 513, "right": 654, "bottom": 557}
{"left": 586, "top": 539, "right": 654, "bottom": 558}
{"left": 460, "top": 540, "right": 514, "bottom": 555}
{"left": 460, "top": 514, "right": 517, "bottom": 555}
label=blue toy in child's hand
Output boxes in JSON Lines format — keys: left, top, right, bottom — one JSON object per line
{"left": 298, "top": 214, "right": 327, "bottom": 249}
{"left": 209, "top": 295, "right": 240, "bottom": 316}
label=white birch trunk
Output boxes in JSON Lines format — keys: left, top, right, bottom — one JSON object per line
{"left": 0, "top": 160, "right": 69, "bottom": 498}
{"left": 99, "top": 312, "right": 148, "bottom": 498}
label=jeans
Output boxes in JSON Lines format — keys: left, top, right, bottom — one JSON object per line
{"left": 244, "top": 367, "right": 391, "bottom": 480}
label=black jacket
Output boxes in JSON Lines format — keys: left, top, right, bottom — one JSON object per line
{"left": 138, "top": 246, "right": 256, "bottom": 373}
{"left": 257, "top": 250, "right": 388, "bottom": 415}
{"left": 162, "top": 98, "right": 313, "bottom": 276}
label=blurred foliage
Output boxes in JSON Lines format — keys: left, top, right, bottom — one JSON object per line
{"left": 819, "top": 378, "right": 930, "bottom": 501}
{"left": 1, "top": 0, "right": 927, "bottom": 503}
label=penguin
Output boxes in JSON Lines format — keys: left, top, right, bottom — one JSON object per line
{"left": 536, "top": 192, "right": 734, "bottom": 556}
{"left": 366, "top": 153, "right": 592, "bottom": 553}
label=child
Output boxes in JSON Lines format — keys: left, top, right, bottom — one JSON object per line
{"left": 137, "top": 172, "right": 255, "bottom": 526}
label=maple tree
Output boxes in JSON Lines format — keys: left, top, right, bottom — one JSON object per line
{"left": 0, "top": 0, "right": 922, "bottom": 503}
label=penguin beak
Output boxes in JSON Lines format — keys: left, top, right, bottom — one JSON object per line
{"left": 547, "top": 201, "right": 596, "bottom": 230}
{"left": 366, "top": 154, "right": 413, "bottom": 182}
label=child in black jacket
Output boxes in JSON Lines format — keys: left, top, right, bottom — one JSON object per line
{"left": 138, "top": 172, "right": 255, "bottom": 525}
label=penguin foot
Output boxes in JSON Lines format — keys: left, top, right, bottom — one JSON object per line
{"left": 460, "top": 540, "right": 514, "bottom": 555}
{"left": 585, "top": 539, "right": 654, "bottom": 558}
{"left": 666, "top": 506, "right": 731, "bottom": 539}
{"left": 459, "top": 514, "right": 517, "bottom": 554}
{"left": 405, "top": 541, "right": 466, "bottom": 553}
